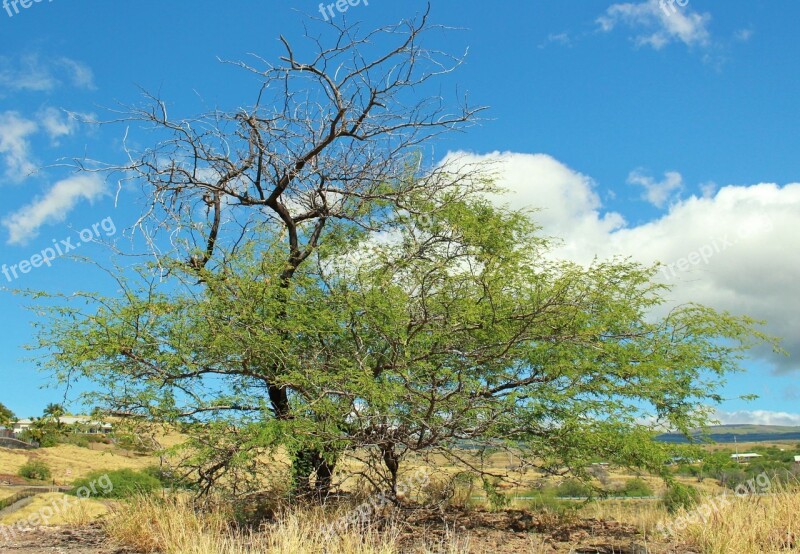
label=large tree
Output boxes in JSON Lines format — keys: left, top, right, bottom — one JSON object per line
{"left": 29, "top": 12, "right": 776, "bottom": 500}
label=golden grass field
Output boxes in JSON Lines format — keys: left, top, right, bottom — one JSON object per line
{"left": 0, "top": 444, "right": 157, "bottom": 485}
{"left": 0, "top": 492, "right": 109, "bottom": 526}
{"left": 1, "top": 437, "right": 797, "bottom": 552}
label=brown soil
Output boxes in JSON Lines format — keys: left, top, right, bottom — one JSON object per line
{"left": 394, "top": 508, "right": 699, "bottom": 553}
{"left": 0, "top": 474, "right": 30, "bottom": 486}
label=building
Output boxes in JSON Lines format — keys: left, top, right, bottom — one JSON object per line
{"left": 11, "top": 416, "right": 112, "bottom": 436}
{"left": 794, "top": 455, "right": 800, "bottom": 465}
{"left": 730, "top": 453, "right": 763, "bottom": 463}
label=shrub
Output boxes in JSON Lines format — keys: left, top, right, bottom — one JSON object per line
{"left": 662, "top": 482, "right": 700, "bottom": 513}
{"left": 554, "top": 479, "right": 592, "bottom": 498}
{"left": 527, "top": 488, "right": 574, "bottom": 514}
{"left": 618, "top": 478, "right": 654, "bottom": 497}
{"left": 69, "top": 469, "right": 160, "bottom": 499}
{"left": 18, "top": 460, "right": 51, "bottom": 481}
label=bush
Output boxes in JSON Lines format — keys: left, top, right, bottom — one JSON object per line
{"left": 18, "top": 460, "right": 51, "bottom": 481}
{"left": 554, "top": 479, "right": 592, "bottom": 498}
{"left": 662, "top": 482, "right": 700, "bottom": 513}
{"left": 617, "top": 478, "right": 654, "bottom": 497}
{"left": 69, "top": 469, "right": 161, "bottom": 499}
{"left": 527, "top": 488, "right": 575, "bottom": 514}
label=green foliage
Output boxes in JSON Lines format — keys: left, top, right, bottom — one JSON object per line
{"left": 0, "top": 402, "right": 15, "bottom": 428}
{"left": 662, "top": 482, "right": 701, "bottom": 513}
{"left": 554, "top": 479, "right": 592, "bottom": 498}
{"left": 69, "top": 469, "right": 160, "bottom": 499}
{"left": 527, "top": 489, "right": 574, "bottom": 514}
{"left": 616, "top": 478, "right": 654, "bottom": 497}
{"left": 481, "top": 477, "right": 511, "bottom": 511}
{"left": 18, "top": 460, "right": 51, "bottom": 481}
{"left": 25, "top": 159, "right": 780, "bottom": 497}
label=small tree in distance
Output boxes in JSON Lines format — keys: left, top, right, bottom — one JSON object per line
{"left": 0, "top": 402, "right": 15, "bottom": 429}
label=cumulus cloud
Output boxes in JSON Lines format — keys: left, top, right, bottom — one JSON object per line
{"left": 597, "top": 0, "right": 711, "bottom": 50}
{"left": 0, "top": 111, "right": 38, "bottom": 182}
{"left": 628, "top": 169, "right": 684, "bottom": 207}
{"left": 446, "top": 151, "right": 800, "bottom": 373}
{"left": 3, "top": 174, "right": 107, "bottom": 244}
{"left": 715, "top": 410, "right": 800, "bottom": 427}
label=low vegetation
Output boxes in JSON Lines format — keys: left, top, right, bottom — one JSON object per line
{"left": 17, "top": 460, "right": 51, "bottom": 481}
{"left": 69, "top": 469, "right": 161, "bottom": 499}
{"left": 672, "top": 486, "right": 800, "bottom": 553}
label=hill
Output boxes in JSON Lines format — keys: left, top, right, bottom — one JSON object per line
{"left": 657, "top": 424, "right": 800, "bottom": 443}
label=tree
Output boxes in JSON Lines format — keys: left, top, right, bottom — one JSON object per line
{"left": 20, "top": 403, "right": 68, "bottom": 447}
{"left": 0, "top": 402, "right": 15, "bottom": 428}
{"left": 28, "top": 12, "right": 777, "bottom": 501}
{"left": 35, "top": 10, "right": 484, "bottom": 498}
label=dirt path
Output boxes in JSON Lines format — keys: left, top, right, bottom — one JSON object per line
{"left": 0, "top": 496, "right": 35, "bottom": 518}
{"left": 0, "top": 524, "right": 132, "bottom": 553}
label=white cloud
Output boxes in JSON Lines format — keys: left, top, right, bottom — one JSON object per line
{"left": 446, "top": 152, "right": 800, "bottom": 373}
{"left": 0, "top": 111, "right": 38, "bottom": 182}
{"left": 539, "top": 32, "right": 572, "bottom": 49}
{"left": 628, "top": 169, "right": 684, "bottom": 207}
{"left": 57, "top": 58, "right": 96, "bottom": 90}
{"left": 0, "top": 54, "right": 94, "bottom": 92}
{"left": 715, "top": 410, "right": 800, "bottom": 427}
{"left": 3, "top": 174, "right": 107, "bottom": 244}
{"left": 597, "top": 0, "right": 711, "bottom": 50}
{"left": 38, "top": 107, "right": 78, "bottom": 142}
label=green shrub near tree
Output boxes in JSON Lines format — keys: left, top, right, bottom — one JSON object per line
{"left": 554, "top": 479, "right": 593, "bottom": 498}
{"left": 662, "top": 482, "right": 701, "bottom": 513}
{"left": 617, "top": 478, "right": 654, "bottom": 497}
{"left": 69, "top": 469, "right": 160, "bottom": 499}
{"left": 18, "top": 460, "right": 52, "bottom": 481}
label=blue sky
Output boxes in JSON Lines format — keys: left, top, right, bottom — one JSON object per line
{"left": 0, "top": 0, "right": 798, "bottom": 424}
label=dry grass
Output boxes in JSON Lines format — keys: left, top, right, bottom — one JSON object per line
{"left": 105, "top": 495, "right": 410, "bottom": 554}
{"left": 0, "top": 492, "right": 109, "bottom": 526}
{"left": 668, "top": 488, "right": 799, "bottom": 554}
{"left": 0, "top": 445, "right": 157, "bottom": 484}
{"left": 579, "top": 499, "right": 666, "bottom": 537}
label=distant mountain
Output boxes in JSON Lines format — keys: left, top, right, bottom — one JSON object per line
{"left": 656, "top": 424, "right": 800, "bottom": 443}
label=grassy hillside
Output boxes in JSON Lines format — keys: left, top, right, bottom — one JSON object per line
{"left": 0, "top": 444, "right": 157, "bottom": 485}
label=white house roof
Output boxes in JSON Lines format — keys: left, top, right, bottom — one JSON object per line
{"left": 13, "top": 417, "right": 112, "bottom": 427}
{"left": 731, "top": 453, "right": 762, "bottom": 459}
{"left": 794, "top": 455, "right": 800, "bottom": 463}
